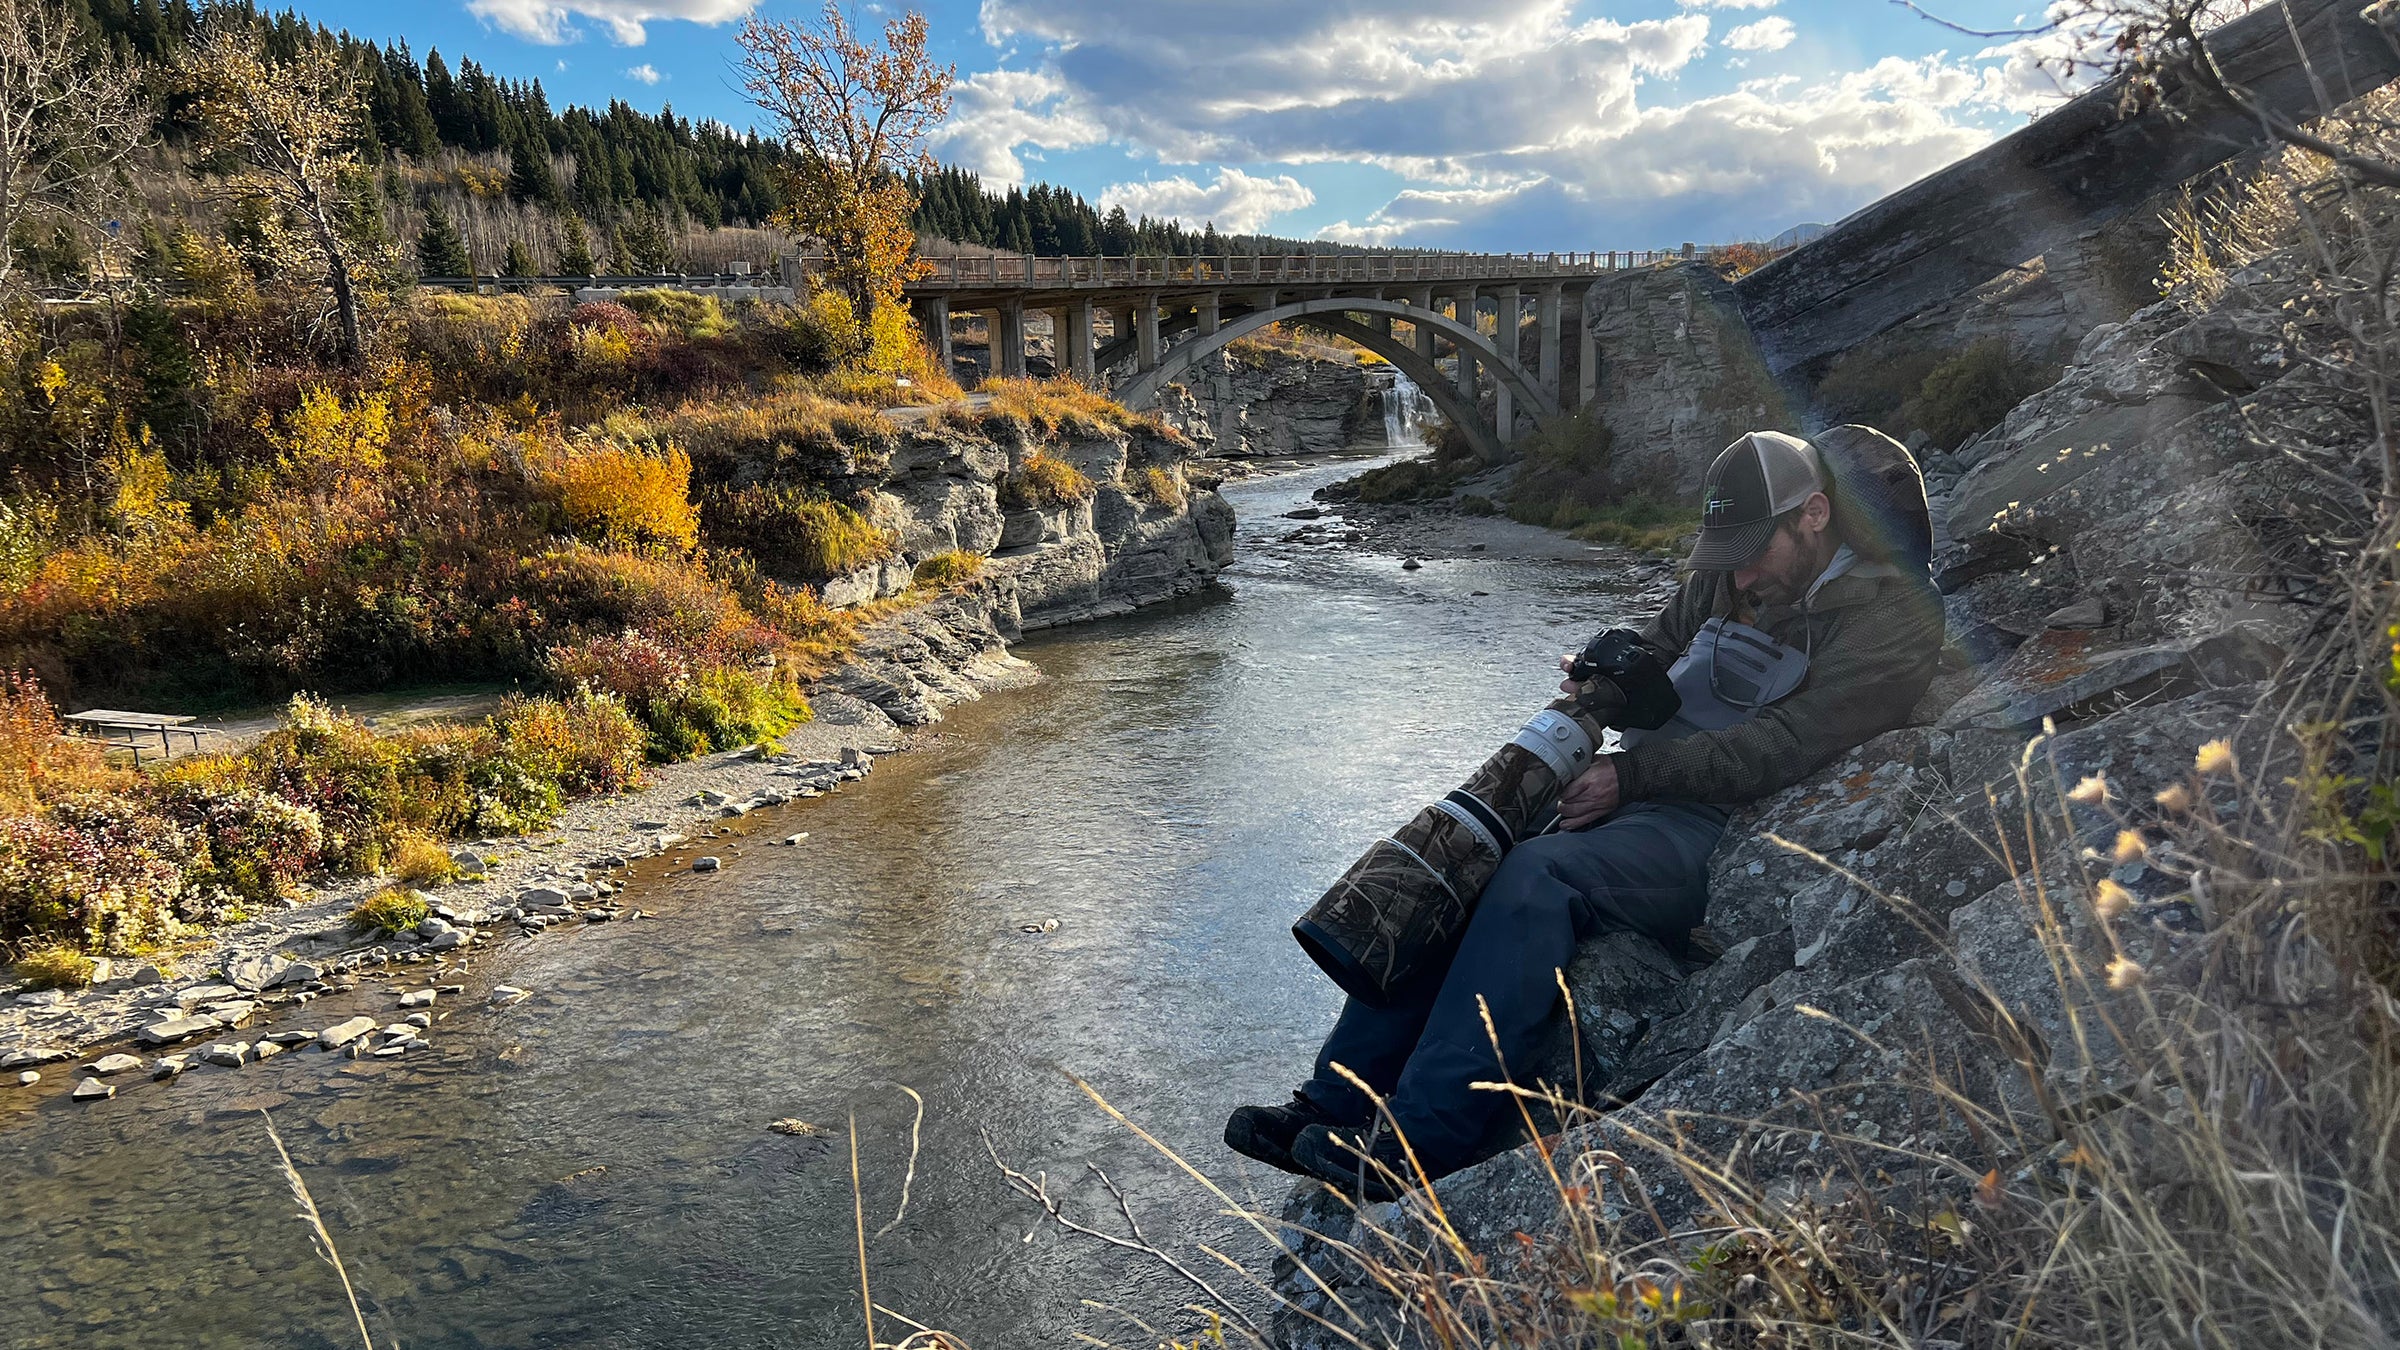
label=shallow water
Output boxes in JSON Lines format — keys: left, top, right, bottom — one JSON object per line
{"left": 0, "top": 459, "right": 1661, "bottom": 1349}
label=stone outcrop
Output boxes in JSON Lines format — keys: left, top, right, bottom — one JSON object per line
{"left": 1269, "top": 240, "right": 2345, "bottom": 1347}
{"left": 1579, "top": 265, "right": 1793, "bottom": 500}
{"left": 1733, "top": 0, "right": 2400, "bottom": 380}
{"left": 1156, "top": 343, "right": 1381, "bottom": 458}
{"left": 804, "top": 416, "right": 1235, "bottom": 727}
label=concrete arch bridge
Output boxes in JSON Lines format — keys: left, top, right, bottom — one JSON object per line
{"left": 857, "top": 251, "right": 1663, "bottom": 458}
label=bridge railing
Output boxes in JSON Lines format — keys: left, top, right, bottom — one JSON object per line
{"left": 789, "top": 248, "right": 1714, "bottom": 290}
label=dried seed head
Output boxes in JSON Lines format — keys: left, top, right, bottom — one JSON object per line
{"left": 2106, "top": 957, "right": 2146, "bottom": 990}
{"left": 2195, "top": 739, "right": 2235, "bottom": 777}
{"left": 2112, "top": 830, "right": 2147, "bottom": 864}
{"left": 2068, "top": 774, "right": 2110, "bottom": 805}
{"left": 2094, "top": 878, "right": 2134, "bottom": 919}
{"left": 2154, "top": 783, "right": 2193, "bottom": 813}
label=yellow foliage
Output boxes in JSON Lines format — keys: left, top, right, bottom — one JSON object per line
{"left": 107, "top": 421, "right": 189, "bottom": 537}
{"left": 262, "top": 386, "right": 392, "bottom": 488}
{"left": 1130, "top": 465, "right": 1185, "bottom": 510}
{"left": 911, "top": 549, "right": 985, "bottom": 589}
{"left": 539, "top": 440, "right": 701, "bottom": 553}
{"left": 1000, "top": 452, "right": 1093, "bottom": 509}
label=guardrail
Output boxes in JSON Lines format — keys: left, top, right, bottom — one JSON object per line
{"left": 417, "top": 273, "right": 785, "bottom": 292}
{"left": 795, "top": 248, "right": 1719, "bottom": 290}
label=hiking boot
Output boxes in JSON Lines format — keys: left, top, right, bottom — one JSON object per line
{"left": 1291, "top": 1121, "right": 1443, "bottom": 1202}
{"left": 1223, "top": 1092, "right": 1361, "bottom": 1175}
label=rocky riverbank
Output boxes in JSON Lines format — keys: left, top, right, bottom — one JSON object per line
{"left": 0, "top": 398, "right": 1241, "bottom": 1107}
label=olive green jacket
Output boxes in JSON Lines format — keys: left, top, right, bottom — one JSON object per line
{"left": 1608, "top": 562, "right": 1944, "bottom": 806}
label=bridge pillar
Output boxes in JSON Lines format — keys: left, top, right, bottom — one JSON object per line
{"left": 1536, "top": 284, "right": 1562, "bottom": 400}
{"left": 1197, "top": 292, "right": 1220, "bottom": 337}
{"left": 1067, "top": 301, "right": 1096, "bottom": 385}
{"left": 1576, "top": 284, "right": 1598, "bottom": 411}
{"left": 1496, "top": 284, "right": 1521, "bottom": 365}
{"left": 914, "top": 296, "right": 953, "bottom": 380}
{"left": 1407, "top": 289, "right": 1437, "bottom": 367}
{"left": 996, "top": 300, "right": 1028, "bottom": 381}
{"left": 1135, "top": 296, "right": 1161, "bottom": 373}
{"left": 1496, "top": 380, "right": 1515, "bottom": 446}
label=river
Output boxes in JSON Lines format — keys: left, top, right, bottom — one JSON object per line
{"left": 0, "top": 458, "right": 1660, "bottom": 1349}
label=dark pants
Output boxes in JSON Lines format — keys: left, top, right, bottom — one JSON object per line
{"left": 1300, "top": 800, "right": 1727, "bottom": 1167}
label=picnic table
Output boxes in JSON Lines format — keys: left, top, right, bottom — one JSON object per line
{"left": 65, "top": 710, "right": 208, "bottom": 762}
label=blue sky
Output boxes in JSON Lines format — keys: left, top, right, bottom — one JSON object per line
{"left": 285, "top": 1, "right": 2091, "bottom": 249}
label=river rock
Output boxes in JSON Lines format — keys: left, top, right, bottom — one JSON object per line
{"left": 138, "top": 1015, "right": 219, "bottom": 1046}
{"left": 129, "top": 964, "right": 166, "bottom": 986}
{"left": 84, "top": 1053, "right": 143, "bottom": 1076}
{"left": 692, "top": 857, "right": 722, "bottom": 873}
{"left": 416, "top": 917, "right": 454, "bottom": 939}
{"left": 15, "top": 989, "right": 63, "bottom": 1007}
{"left": 70, "top": 1078, "right": 113, "bottom": 1101}
{"left": 252, "top": 1040, "right": 286, "bottom": 1062}
{"left": 518, "top": 886, "right": 571, "bottom": 908}
{"left": 198, "top": 1042, "right": 248, "bottom": 1068}
{"left": 149, "top": 1055, "right": 187, "bottom": 1079}
{"left": 173, "top": 983, "right": 240, "bottom": 1010}
{"left": 0, "top": 1047, "right": 69, "bottom": 1069}
{"left": 428, "top": 929, "right": 469, "bottom": 952}
{"left": 272, "top": 961, "right": 325, "bottom": 988}
{"left": 13, "top": 1070, "right": 36, "bottom": 1086}
{"left": 317, "top": 1016, "right": 379, "bottom": 1051}
{"left": 490, "top": 986, "right": 529, "bottom": 1005}
{"left": 783, "top": 832, "right": 810, "bottom": 846}
{"left": 202, "top": 1000, "right": 258, "bottom": 1027}
{"left": 261, "top": 1031, "right": 317, "bottom": 1047}
{"left": 227, "top": 955, "right": 291, "bottom": 992}
{"left": 450, "top": 849, "right": 488, "bottom": 876}
{"left": 398, "top": 990, "right": 435, "bottom": 1009}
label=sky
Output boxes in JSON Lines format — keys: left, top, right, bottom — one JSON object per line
{"left": 281, "top": 0, "right": 2101, "bottom": 250}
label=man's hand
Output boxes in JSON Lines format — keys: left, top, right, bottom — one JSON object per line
{"left": 1557, "top": 652, "right": 1581, "bottom": 698}
{"left": 1556, "top": 758, "right": 1621, "bottom": 831}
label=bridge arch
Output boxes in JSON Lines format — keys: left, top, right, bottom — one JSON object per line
{"left": 1112, "top": 297, "right": 1556, "bottom": 455}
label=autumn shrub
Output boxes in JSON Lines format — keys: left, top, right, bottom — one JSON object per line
{"left": 12, "top": 945, "right": 95, "bottom": 990}
{"left": 1344, "top": 455, "right": 1458, "bottom": 503}
{"left": 0, "top": 671, "right": 121, "bottom": 810}
{"left": 911, "top": 550, "right": 985, "bottom": 590}
{"left": 700, "top": 484, "right": 895, "bottom": 580}
{"left": 1001, "top": 452, "right": 1094, "bottom": 509}
{"left": 489, "top": 689, "right": 646, "bottom": 796}
{"left": 534, "top": 440, "right": 701, "bottom": 553}
{"left": 1815, "top": 342, "right": 1947, "bottom": 434}
{"left": 348, "top": 886, "right": 427, "bottom": 937}
{"left": 1504, "top": 408, "right": 1616, "bottom": 520}
{"left": 158, "top": 784, "right": 324, "bottom": 911}
{"left": 1128, "top": 466, "right": 1185, "bottom": 510}
{"left": 383, "top": 831, "right": 459, "bottom": 887}
{"left": 0, "top": 794, "right": 191, "bottom": 955}
{"left": 544, "top": 632, "right": 802, "bottom": 759}
{"left": 260, "top": 385, "right": 393, "bottom": 490}
{"left": 1905, "top": 339, "right": 2061, "bottom": 449}
{"left": 629, "top": 387, "right": 896, "bottom": 482}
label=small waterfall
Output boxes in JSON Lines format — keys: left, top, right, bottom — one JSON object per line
{"left": 1382, "top": 369, "right": 1427, "bottom": 447}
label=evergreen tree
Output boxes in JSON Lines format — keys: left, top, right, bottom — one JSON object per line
{"left": 508, "top": 135, "right": 559, "bottom": 206}
{"left": 557, "top": 215, "right": 596, "bottom": 274}
{"left": 417, "top": 202, "right": 471, "bottom": 276}
{"left": 502, "top": 238, "right": 535, "bottom": 277}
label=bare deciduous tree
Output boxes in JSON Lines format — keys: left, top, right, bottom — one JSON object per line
{"left": 184, "top": 18, "right": 370, "bottom": 366}
{"left": 736, "top": 4, "right": 953, "bottom": 350}
{"left": 0, "top": 0, "right": 144, "bottom": 294}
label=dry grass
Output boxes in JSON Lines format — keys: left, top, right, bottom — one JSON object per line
{"left": 12, "top": 945, "right": 96, "bottom": 990}
{"left": 910, "top": 550, "right": 985, "bottom": 590}
{"left": 1129, "top": 466, "right": 1186, "bottom": 511}
{"left": 1000, "top": 453, "right": 1094, "bottom": 510}
{"left": 347, "top": 886, "right": 428, "bottom": 936}
{"left": 384, "top": 832, "right": 460, "bottom": 887}
{"left": 976, "top": 377, "right": 1154, "bottom": 440}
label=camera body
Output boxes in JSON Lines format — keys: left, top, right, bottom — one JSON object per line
{"left": 1566, "top": 628, "right": 1680, "bottom": 730}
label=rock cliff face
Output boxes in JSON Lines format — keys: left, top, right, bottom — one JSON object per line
{"left": 807, "top": 416, "right": 1236, "bottom": 727}
{"left": 1581, "top": 265, "right": 1793, "bottom": 499}
{"left": 1158, "top": 344, "right": 1382, "bottom": 458}
{"left": 1270, "top": 247, "right": 2346, "bottom": 1347}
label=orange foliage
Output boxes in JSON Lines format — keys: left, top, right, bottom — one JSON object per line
{"left": 537, "top": 442, "right": 701, "bottom": 553}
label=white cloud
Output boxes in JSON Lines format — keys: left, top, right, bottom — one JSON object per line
{"left": 927, "top": 69, "right": 1106, "bottom": 184}
{"left": 464, "top": 0, "right": 757, "bottom": 47}
{"left": 943, "top": 0, "right": 2115, "bottom": 249}
{"left": 625, "top": 62, "right": 662, "bottom": 84}
{"left": 1100, "top": 168, "right": 1316, "bottom": 233}
{"left": 1722, "top": 16, "right": 1795, "bottom": 51}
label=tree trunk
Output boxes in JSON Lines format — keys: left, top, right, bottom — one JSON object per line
{"left": 327, "top": 252, "right": 361, "bottom": 368}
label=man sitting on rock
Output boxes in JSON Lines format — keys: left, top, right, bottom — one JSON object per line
{"left": 1226, "top": 428, "right": 1946, "bottom": 1198}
